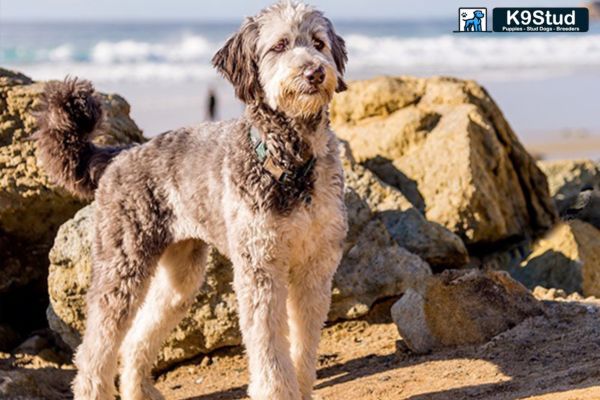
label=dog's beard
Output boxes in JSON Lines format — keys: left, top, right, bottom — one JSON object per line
{"left": 275, "top": 66, "right": 336, "bottom": 118}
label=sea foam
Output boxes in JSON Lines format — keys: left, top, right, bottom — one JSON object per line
{"left": 3, "top": 32, "right": 600, "bottom": 83}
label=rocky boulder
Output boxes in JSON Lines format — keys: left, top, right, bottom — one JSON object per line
{"left": 47, "top": 146, "right": 443, "bottom": 369}
{"left": 331, "top": 76, "right": 558, "bottom": 246}
{"left": 391, "top": 269, "right": 543, "bottom": 353}
{"left": 340, "top": 144, "right": 468, "bottom": 270}
{"left": 514, "top": 220, "right": 600, "bottom": 296}
{"left": 0, "top": 68, "right": 144, "bottom": 339}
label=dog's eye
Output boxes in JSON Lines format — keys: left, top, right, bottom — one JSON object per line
{"left": 272, "top": 39, "right": 287, "bottom": 53}
{"left": 313, "top": 38, "right": 325, "bottom": 51}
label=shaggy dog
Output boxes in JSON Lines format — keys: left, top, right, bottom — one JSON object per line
{"left": 35, "top": 1, "right": 348, "bottom": 399}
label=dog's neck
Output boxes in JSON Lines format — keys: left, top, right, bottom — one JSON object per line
{"left": 231, "top": 103, "right": 328, "bottom": 214}
{"left": 245, "top": 103, "right": 328, "bottom": 163}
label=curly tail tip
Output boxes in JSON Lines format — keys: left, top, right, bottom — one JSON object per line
{"left": 41, "top": 77, "right": 103, "bottom": 138}
{"left": 35, "top": 77, "right": 108, "bottom": 199}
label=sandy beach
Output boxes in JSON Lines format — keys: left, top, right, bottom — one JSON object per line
{"left": 526, "top": 134, "right": 600, "bottom": 160}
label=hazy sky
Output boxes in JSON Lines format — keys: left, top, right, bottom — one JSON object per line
{"left": 0, "top": 0, "right": 581, "bottom": 21}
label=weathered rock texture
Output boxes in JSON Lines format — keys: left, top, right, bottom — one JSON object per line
{"left": 47, "top": 147, "right": 443, "bottom": 369}
{"left": 340, "top": 144, "right": 468, "bottom": 270}
{"left": 516, "top": 220, "right": 600, "bottom": 296}
{"left": 391, "top": 269, "right": 544, "bottom": 353}
{"left": 331, "top": 76, "right": 558, "bottom": 246}
{"left": 0, "top": 68, "right": 143, "bottom": 336}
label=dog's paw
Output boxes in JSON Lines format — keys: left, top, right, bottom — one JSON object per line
{"left": 120, "top": 377, "right": 165, "bottom": 400}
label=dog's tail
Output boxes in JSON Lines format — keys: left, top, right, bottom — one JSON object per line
{"left": 35, "top": 77, "right": 124, "bottom": 200}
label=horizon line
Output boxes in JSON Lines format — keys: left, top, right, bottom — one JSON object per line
{"left": 0, "top": 16, "right": 456, "bottom": 24}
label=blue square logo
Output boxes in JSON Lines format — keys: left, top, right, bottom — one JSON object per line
{"left": 457, "top": 8, "right": 489, "bottom": 32}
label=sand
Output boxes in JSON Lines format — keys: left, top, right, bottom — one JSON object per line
{"left": 3, "top": 296, "right": 600, "bottom": 399}
{"left": 525, "top": 136, "right": 600, "bottom": 161}
{"left": 154, "top": 297, "right": 600, "bottom": 400}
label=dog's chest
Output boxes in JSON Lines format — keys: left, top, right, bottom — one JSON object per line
{"left": 276, "top": 167, "right": 346, "bottom": 266}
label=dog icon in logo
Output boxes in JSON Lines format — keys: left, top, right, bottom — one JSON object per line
{"left": 463, "top": 10, "right": 485, "bottom": 31}
{"left": 455, "top": 8, "right": 489, "bottom": 32}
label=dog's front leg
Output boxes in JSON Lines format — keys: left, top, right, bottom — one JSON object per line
{"left": 232, "top": 247, "right": 300, "bottom": 400}
{"left": 288, "top": 247, "right": 343, "bottom": 400}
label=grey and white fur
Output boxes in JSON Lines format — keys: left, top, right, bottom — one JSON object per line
{"left": 35, "top": 1, "right": 348, "bottom": 399}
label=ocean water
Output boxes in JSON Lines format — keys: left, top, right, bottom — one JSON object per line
{"left": 2, "top": 19, "right": 600, "bottom": 156}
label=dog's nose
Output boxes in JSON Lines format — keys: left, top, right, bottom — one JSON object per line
{"left": 304, "top": 65, "right": 325, "bottom": 85}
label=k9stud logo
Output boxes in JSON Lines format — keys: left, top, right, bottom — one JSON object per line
{"left": 454, "top": 7, "right": 589, "bottom": 33}
{"left": 456, "top": 8, "right": 490, "bottom": 32}
{"left": 493, "top": 8, "right": 589, "bottom": 32}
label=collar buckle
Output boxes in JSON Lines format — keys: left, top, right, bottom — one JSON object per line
{"left": 248, "top": 125, "right": 315, "bottom": 183}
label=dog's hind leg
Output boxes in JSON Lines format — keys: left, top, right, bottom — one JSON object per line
{"left": 119, "top": 239, "right": 207, "bottom": 400}
{"left": 287, "top": 246, "right": 343, "bottom": 400}
{"left": 71, "top": 191, "right": 172, "bottom": 400}
{"left": 71, "top": 248, "right": 159, "bottom": 400}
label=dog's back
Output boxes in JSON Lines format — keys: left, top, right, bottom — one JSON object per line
{"left": 35, "top": 78, "right": 235, "bottom": 207}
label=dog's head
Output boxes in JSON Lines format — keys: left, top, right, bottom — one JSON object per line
{"left": 474, "top": 10, "right": 485, "bottom": 18}
{"left": 212, "top": 1, "right": 347, "bottom": 118}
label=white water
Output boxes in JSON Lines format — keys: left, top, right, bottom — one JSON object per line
{"left": 5, "top": 33, "right": 600, "bottom": 83}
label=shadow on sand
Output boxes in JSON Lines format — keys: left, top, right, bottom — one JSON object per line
{"left": 183, "top": 299, "right": 600, "bottom": 400}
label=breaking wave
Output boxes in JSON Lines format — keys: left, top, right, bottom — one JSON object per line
{"left": 3, "top": 32, "right": 600, "bottom": 82}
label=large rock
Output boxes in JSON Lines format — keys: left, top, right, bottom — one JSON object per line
{"left": 47, "top": 147, "right": 439, "bottom": 369}
{"left": 0, "top": 69, "right": 143, "bottom": 299}
{"left": 391, "top": 269, "right": 543, "bottom": 353}
{"left": 515, "top": 220, "right": 600, "bottom": 296}
{"left": 341, "top": 144, "right": 468, "bottom": 270}
{"left": 331, "top": 76, "right": 558, "bottom": 245}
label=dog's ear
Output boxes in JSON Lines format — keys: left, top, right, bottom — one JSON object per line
{"left": 325, "top": 18, "right": 348, "bottom": 92}
{"left": 212, "top": 18, "right": 262, "bottom": 103}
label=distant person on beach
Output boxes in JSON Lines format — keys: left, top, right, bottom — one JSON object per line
{"left": 206, "top": 88, "right": 217, "bottom": 121}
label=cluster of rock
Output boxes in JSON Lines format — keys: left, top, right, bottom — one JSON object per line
{"left": 0, "top": 68, "right": 144, "bottom": 352}
{"left": 2, "top": 69, "right": 599, "bottom": 373}
{"left": 514, "top": 160, "right": 600, "bottom": 296}
{"left": 330, "top": 76, "right": 563, "bottom": 351}
{"left": 331, "top": 76, "right": 558, "bottom": 246}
